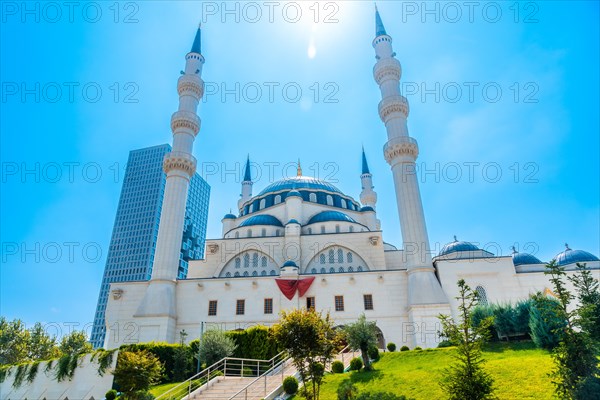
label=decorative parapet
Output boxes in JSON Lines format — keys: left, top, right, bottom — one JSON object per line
{"left": 163, "top": 151, "right": 197, "bottom": 176}
{"left": 378, "top": 95, "right": 409, "bottom": 122}
{"left": 383, "top": 136, "right": 419, "bottom": 164}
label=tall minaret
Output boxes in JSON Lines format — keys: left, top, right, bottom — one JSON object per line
{"left": 360, "top": 147, "right": 377, "bottom": 209}
{"left": 238, "top": 155, "right": 253, "bottom": 210}
{"left": 372, "top": 6, "right": 448, "bottom": 319}
{"left": 134, "top": 24, "right": 205, "bottom": 343}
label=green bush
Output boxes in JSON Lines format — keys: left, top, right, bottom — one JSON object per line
{"left": 331, "top": 360, "right": 344, "bottom": 374}
{"left": 119, "top": 343, "right": 189, "bottom": 384}
{"left": 437, "top": 340, "right": 453, "bottom": 348}
{"left": 241, "top": 367, "right": 254, "bottom": 377}
{"left": 413, "top": 347, "right": 422, "bottom": 351}
{"left": 400, "top": 346, "right": 409, "bottom": 351}
{"left": 472, "top": 305, "right": 498, "bottom": 341}
{"left": 337, "top": 380, "right": 358, "bottom": 400}
{"left": 105, "top": 389, "right": 117, "bottom": 400}
{"left": 349, "top": 357, "right": 363, "bottom": 371}
{"left": 355, "top": 392, "right": 411, "bottom": 400}
{"left": 574, "top": 376, "right": 600, "bottom": 400}
{"left": 386, "top": 342, "right": 396, "bottom": 352}
{"left": 283, "top": 376, "right": 298, "bottom": 394}
{"left": 368, "top": 345, "right": 380, "bottom": 361}
{"left": 529, "top": 293, "right": 565, "bottom": 350}
{"left": 225, "top": 326, "right": 280, "bottom": 360}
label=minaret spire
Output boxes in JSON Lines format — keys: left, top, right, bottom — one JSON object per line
{"left": 372, "top": 6, "right": 449, "bottom": 346}
{"left": 297, "top": 159, "right": 302, "bottom": 177}
{"left": 243, "top": 155, "right": 252, "bottom": 182}
{"left": 360, "top": 148, "right": 377, "bottom": 210}
{"left": 134, "top": 23, "right": 206, "bottom": 343}
{"left": 362, "top": 146, "right": 371, "bottom": 174}
{"left": 191, "top": 23, "right": 201, "bottom": 54}
{"left": 238, "top": 155, "right": 253, "bottom": 209}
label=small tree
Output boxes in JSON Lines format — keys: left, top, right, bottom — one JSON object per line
{"left": 59, "top": 330, "right": 92, "bottom": 356}
{"left": 0, "top": 318, "right": 30, "bottom": 365}
{"left": 271, "top": 308, "right": 339, "bottom": 400}
{"left": 197, "top": 329, "right": 236, "bottom": 367}
{"left": 28, "top": 323, "right": 60, "bottom": 361}
{"left": 343, "top": 314, "right": 378, "bottom": 371}
{"left": 545, "top": 260, "right": 599, "bottom": 399}
{"left": 438, "top": 279, "right": 496, "bottom": 400}
{"left": 528, "top": 292, "right": 565, "bottom": 350}
{"left": 113, "top": 350, "right": 163, "bottom": 399}
{"left": 569, "top": 263, "right": 600, "bottom": 341}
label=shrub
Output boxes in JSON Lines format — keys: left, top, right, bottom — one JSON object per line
{"left": 413, "top": 347, "right": 422, "bottom": 351}
{"left": 113, "top": 350, "right": 163, "bottom": 397}
{"left": 337, "top": 380, "right": 357, "bottom": 400}
{"left": 105, "top": 389, "right": 118, "bottom": 400}
{"left": 574, "top": 376, "right": 600, "bottom": 400}
{"left": 331, "top": 360, "right": 344, "bottom": 374}
{"left": 367, "top": 345, "right": 380, "bottom": 361}
{"left": 349, "top": 357, "right": 363, "bottom": 371}
{"left": 197, "top": 329, "right": 236, "bottom": 368}
{"left": 355, "top": 392, "right": 411, "bottom": 400}
{"left": 241, "top": 367, "right": 254, "bottom": 377}
{"left": 119, "top": 343, "right": 189, "bottom": 384}
{"left": 437, "top": 340, "right": 453, "bottom": 348}
{"left": 400, "top": 346, "right": 409, "bottom": 351}
{"left": 386, "top": 342, "right": 396, "bottom": 352}
{"left": 283, "top": 376, "right": 298, "bottom": 394}
{"left": 529, "top": 293, "right": 565, "bottom": 350}
{"left": 224, "top": 326, "right": 280, "bottom": 360}
{"left": 472, "top": 305, "right": 498, "bottom": 341}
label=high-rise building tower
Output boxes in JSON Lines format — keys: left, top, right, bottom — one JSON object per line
{"left": 133, "top": 24, "right": 206, "bottom": 343}
{"left": 372, "top": 6, "right": 449, "bottom": 328}
{"left": 90, "top": 144, "right": 209, "bottom": 348}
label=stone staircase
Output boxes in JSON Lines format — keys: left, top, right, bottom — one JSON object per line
{"left": 187, "top": 377, "right": 255, "bottom": 400}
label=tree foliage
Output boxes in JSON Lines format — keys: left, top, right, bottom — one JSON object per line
{"left": 197, "top": 329, "right": 236, "bottom": 367}
{"left": 113, "top": 350, "right": 163, "bottom": 399}
{"left": 569, "top": 263, "right": 600, "bottom": 341}
{"left": 0, "top": 318, "right": 64, "bottom": 365}
{"left": 271, "top": 308, "right": 339, "bottom": 400}
{"left": 438, "top": 279, "right": 496, "bottom": 400}
{"left": 528, "top": 292, "right": 565, "bottom": 350}
{"left": 545, "top": 261, "right": 600, "bottom": 400}
{"left": 59, "top": 330, "right": 92, "bottom": 356}
{"left": 343, "top": 314, "right": 378, "bottom": 371}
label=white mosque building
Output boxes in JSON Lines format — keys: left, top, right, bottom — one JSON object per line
{"left": 104, "top": 9, "right": 599, "bottom": 349}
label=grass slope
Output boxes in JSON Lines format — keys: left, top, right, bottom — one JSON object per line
{"left": 299, "top": 342, "right": 555, "bottom": 400}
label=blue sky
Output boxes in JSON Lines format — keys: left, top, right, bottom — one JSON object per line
{"left": 1, "top": 1, "right": 599, "bottom": 334}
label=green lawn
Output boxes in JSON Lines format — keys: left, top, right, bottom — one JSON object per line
{"left": 149, "top": 381, "right": 184, "bottom": 398}
{"left": 294, "top": 342, "right": 555, "bottom": 400}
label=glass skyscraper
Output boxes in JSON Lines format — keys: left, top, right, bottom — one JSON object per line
{"left": 90, "top": 144, "right": 210, "bottom": 348}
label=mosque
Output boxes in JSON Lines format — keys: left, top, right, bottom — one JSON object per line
{"left": 103, "top": 8, "right": 599, "bottom": 349}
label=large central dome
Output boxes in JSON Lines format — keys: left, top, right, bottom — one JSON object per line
{"left": 258, "top": 176, "right": 343, "bottom": 196}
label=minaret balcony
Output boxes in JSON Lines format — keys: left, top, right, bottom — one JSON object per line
{"left": 383, "top": 136, "right": 419, "bottom": 164}
{"left": 373, "top": 57, "right": 402, "bottom": 85}
{"left": 178, "top": 74, "right": 204, "bottom": 99}
{"left": 163, "top": 151, "right": 197, "bottom": 176}
{"left": 378, "top": 95, "right": 409, "bottom": 122}
{"left": 171, "top": 110, "right": 200, "bottom": 136}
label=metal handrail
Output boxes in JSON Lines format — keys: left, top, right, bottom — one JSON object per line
{"left": 227, "top": 352, "right": 290, "bottom": 400}
{"left": 155, "top": 352, "right": 286, "bottom": 400}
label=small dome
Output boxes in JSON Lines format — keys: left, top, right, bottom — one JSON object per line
{"left": 439, "top": 236, "right": 480, "bottom": 256}
{"left": 287, "top": 190, "right": 302, "bottom": 198}
{"left": 512, "top": 252, "right": 543, "bottom": 266}
{"left": 287, "top": 219, "right": 300, "bottom": 225}
{"left": 258, "top": 176, "right": 342, "bottom": 196}
{"left": 360, "top": 206, "right": 375, "bottom": 212}
{"left": 555, "top": 245, "right": 599, "bottom": 266}
{"left": 307, "top": 211, "right": 356, "bottom": 225}
{"left": 239, "top": 215, "right": 283, "bottom": 227}
{"left": 282, "top": 260, "right": 298, "bottom": 268}
{"left": 223, "top": 213, "right": 237, "bottom": 220}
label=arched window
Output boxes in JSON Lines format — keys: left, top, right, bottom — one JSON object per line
{"left": 311, "top": 268, "right": 317, "bottom": 274}
{"left": 261, "top": 228, "right": 266, "bottom": 237}
{"left": 252, "top": 271, "right": 258, "bottom": 277}
{"left": 348, "top": 266, "right": 354, "bottom": 272}
{"left": 275, "top": 230, "right": 280, "bottom": 237}
{"left": 274, "top": 195, "right": 282, "bottom": 204}
{"left": 247, "top": 229, "right": 252, "bottom": 238}
{"left": 244, "top": 254, "right": 250, "bottom": 268}
{"left": 321, "top": 226, "right": 326, "bottom": 234}
{"left": 261, "top": 270, "right": 267, "bottom": 276}
{"left": 335, "top": 225, "right": 340, "bottom": 233}
{"left": 226, "top": 272, "right": 232, "bottom": 277}
{"left": 349, "top": 226, "right": 354, "bottom": 233}
{"left": 249, "top": 204, "right": 254, "bottom": 213}
{"left": 329, "top": 267, "right": 335, "bottom": 273}
{"left": 259, "top": 199, "right": 266, "bottom": 209}
{"left": 347, "top": 253, "right": 353, "bottom": 263}
{"left": 243, "top": 271, "right": 249, "bottom": 277}
{"left": 320, "top": 268, "right": 326, "bottom": 274}
{"left": 307, "top": 228, "right": 312, "bottom": 234}
{"left": 234, "top": 272, "right": 240, "bottom": 277}
{"left": 309, "top": 193, "right": 317, "bottom": 202}
{"left": 339, "top": 267, "right": 344, "bottom": 273}
{"left": 328, "top": 249, "right": 335, "bottom": 263}
{"left": 326, "top": 195, "right": 333, "bottom": 206}
{"left": 235, "top": 258, "right": 241, "bottom": 269}
{"left": 261, "top": 256, "right": 267, "bottom": 267}
{"left": 320, "top": 254, "right": 326, "bottom": 264}
{"left": 270, "top": 270, "right": 276, "bottom": 276}
{"left": 341, "top": 199, "right": 346, "bottom": 208}
{"left": 475, "top": 286, "right": 488, "bottom": 306}
{"left": 337, "top": 249, "right": 343, "bottom": 263}
{"left": 235, "top": 231, "right": 239, "bottom": 238}
{"left": 252, "top": 253, "right": 258, "bottom": 268}
{"left": 357, "top": 266, "right": 363, "bottom": 272}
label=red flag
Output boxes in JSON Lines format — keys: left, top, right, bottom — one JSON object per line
{"left": 275, "top": 277, "right": 315, "bottom": 300}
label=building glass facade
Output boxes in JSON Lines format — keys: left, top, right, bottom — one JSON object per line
{"left": 90, "top": 144, "right": 210, "bottom": 348}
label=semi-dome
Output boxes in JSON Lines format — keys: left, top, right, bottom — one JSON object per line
{"left": 512, "top": 252, "right": 543, "bottom": 266}
{"left": 239, "top": 214, "right": 283, "bottom": 227}
{"left": 439, "top": 237, "right": 480, "bottom": 256}
{"left": 555, "top": 245, "right": 599, "bottom": 266}
{"left": 287, "top": 219, "right": 300, "bottom": 225}
{"left": 360, "top": 206, "right": 375, "bottom": 212}
{"left": 282, "top": 260, "right": 298, "bottom": 268}
{"left": 287, "top": 190, "right": 302, "bottom": 197}
{"left": 258, "top": 176, "right": 342, "bottom": 196}
{"left": 307, "top": 211, "right": 356, "bottom": 225}
{"left": 223, "top": 213, "right": 237, "bottom": 220}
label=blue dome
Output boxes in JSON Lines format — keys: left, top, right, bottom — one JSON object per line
{"left": 223, "top": 214, "right": 237, "bottom": 220}
{"left": 282, "top": 260, "right": 298, "bottom": 268}
{"left": 439, "top": 238, "right": 480, "bottom": 256}
{"left": 307, "top": 211, "right": 356, "bottom": 225}
{"left": 287, "top": 190, "right": 302, "bottom": 197}
{"left": 258, "top": 176, "right": 342, "bottom": 196}
{"left": 239, "top": 215, "right": 283, "bottom": 227}
{"left": 360, "top": 206, "right": 375, "bottom": 212}
{"left": 287, "top": 219, "right": 300, "bottom": 225}
{"left": 555, "top": 247, "right": 599, "bottom": 266}
{"left": 512, "top": 252, "right": 543, "bottom": 266}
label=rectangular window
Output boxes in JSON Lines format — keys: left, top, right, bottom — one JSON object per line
{"left": 264, "top": 298, "right": 273, "bottom": 314}
{"left": 363, "top": 294, "right": 374, "bottom": 310}
{"left": 236, "top": 299, "right": 245, "bottom": 315}
{"left": 306, "top": 297, "right": 315, "bottom": 310}
{"left": 334, "top": 296, "right": 344, "bottom": 312}
{"left": 208, "top": 300, "right": 217, "bottom": 316}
